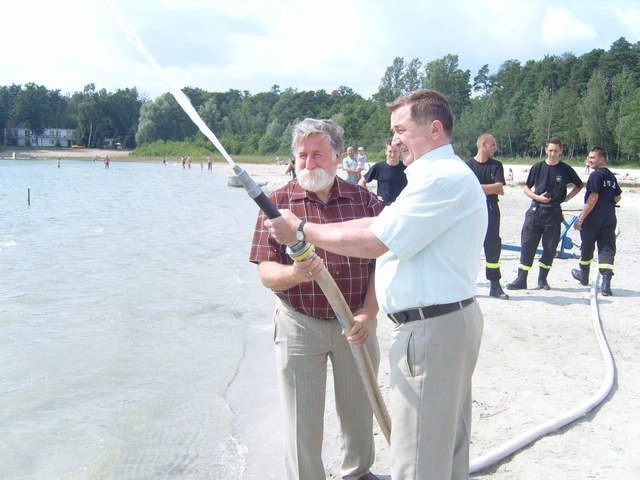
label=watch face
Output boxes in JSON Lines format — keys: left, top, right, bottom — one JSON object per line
{"left": 296, "top": 231, "right": 304, "bottom": 241}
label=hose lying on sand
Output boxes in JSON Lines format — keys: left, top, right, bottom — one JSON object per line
{"left": 470, "top": 271, "right": 615, "bottom": 472}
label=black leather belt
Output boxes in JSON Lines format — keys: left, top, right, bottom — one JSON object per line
{"left": 387, "top": 298, "right": 474, "bottom": 325}
{"left": 532, "top": 201, "right": 560, "bottom": 209}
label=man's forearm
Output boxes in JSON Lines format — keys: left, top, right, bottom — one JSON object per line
{"left": 357, "top": 271, "right": 379, "bottom": 319}
{"left": 303, "top": 222, "right": 387, "bottom": 259}
{"left": 482, "top": 182, "right": 504, "bottom": 196}
{"left": 565, "top": 185, "right": 583, "bottom": 202}
{"left": 257, "top": 261, "right": 298, "bottom": 291}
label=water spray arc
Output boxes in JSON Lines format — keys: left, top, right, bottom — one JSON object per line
{"left": 106, "top": 0, "right": 392, "bottom": 443}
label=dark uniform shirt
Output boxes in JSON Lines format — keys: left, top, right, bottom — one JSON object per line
{"left": 584, "top": 167, "right": 622, "bottom": 223}
{"left": 526, "top": 161, "right": 583, "bottom": 204}
{"left": 466, "top": 158, "right": 505, "bottom": 202}
{"left": 363, "top": 161, "right": 407, "bottom": 205}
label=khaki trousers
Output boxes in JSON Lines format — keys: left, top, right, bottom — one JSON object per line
{"left": 389, "top": 301, "right": 483, "bottom": 480}
{"left": 273, "top": 300, "right": 379, "bottom": 480}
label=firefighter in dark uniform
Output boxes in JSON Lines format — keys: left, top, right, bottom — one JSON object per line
{"left": 467, "top": 133, "right": 509, "bottom": 299}
{"left": 507, "top": 138, "right": 583, "bottom": 290}
{"left": 571, "top": 146, "right": 622, "bottom": 296}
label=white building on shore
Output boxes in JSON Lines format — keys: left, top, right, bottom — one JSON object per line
{"left": 4, "top": 127, "right": 77, "bottom": 147}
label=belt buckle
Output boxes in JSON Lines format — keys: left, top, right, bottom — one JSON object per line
{"left": 389, "top": 310, "right": 409, "bottom": 325}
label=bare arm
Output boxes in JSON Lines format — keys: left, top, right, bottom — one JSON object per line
{"left": 305, "top": 222, "right": 387, "bottom": 259}
{"left": 265, "top": 210, "right": 387, "bottom": 259}
{"left": 524, "top": 185, "right": 550, "bottom": 203}
{"left": 256, "top": 255, "right": 324, "bottom": 290}
{"left": 343, "top": 161, "right": 360, "bottom": 175}
{"left": 565, "top": 183, "right": 584, "bottom": 203}
{"left": 574, "top": 192, "right": 598, "bottom": 231}
{"left": 482, "top": 182, "right": 504, "bottom": 196}
{"left": 347, "top": 270, "right": 379, "bottom": 346}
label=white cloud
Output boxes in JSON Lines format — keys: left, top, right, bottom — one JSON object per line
{"left": 540, "top": 6, "right": 597, "bottom": 46}
{"left": 614, "top": 8, "right": 640, "bottom": 37}
{"left": 0, "top": 0, "right": 636, "bottom": 99}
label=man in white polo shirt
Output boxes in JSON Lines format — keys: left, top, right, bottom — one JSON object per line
{"left": 266, "top": 89, "right": 486, "bottom": 480}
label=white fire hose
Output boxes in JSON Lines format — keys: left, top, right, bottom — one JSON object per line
{"left": 470, "top": 271, "right": 615, "bottom": 472}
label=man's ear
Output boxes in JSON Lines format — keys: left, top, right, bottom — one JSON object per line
{"left": 431, "top": 120, "right": 443, "bottom": 138}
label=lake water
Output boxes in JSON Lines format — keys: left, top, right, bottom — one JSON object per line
{"left": 0, "top": 159, "right": 274, "bottom": 479}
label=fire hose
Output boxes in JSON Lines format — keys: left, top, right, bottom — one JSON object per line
{"left": 470, "top": 271, "right": 615, "bottom": 472}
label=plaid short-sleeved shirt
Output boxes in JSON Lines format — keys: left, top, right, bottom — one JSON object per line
{"left": 249, "top": 177, "right": 383, "bottom": 319}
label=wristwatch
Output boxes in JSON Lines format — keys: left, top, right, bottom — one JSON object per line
{"left": 296, "top": 220, "right": 306, "bottom": 242}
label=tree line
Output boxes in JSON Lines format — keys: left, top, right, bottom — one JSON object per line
{"left": 1, "top": 37, "right": 639, "bottom": 163}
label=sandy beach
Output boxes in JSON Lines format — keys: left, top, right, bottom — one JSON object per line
{"left": 2, "top": 147, "right": 132, "bottom": 160}
{"left": 10, "top": 149, "right": 640, "bottom": 478}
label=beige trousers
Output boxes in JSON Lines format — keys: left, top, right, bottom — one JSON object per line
{"left": 389, "top": 300, "right": 483, "bottom": 480}
{"left": 273, "top": 300, "right": 379, "bottom": 480}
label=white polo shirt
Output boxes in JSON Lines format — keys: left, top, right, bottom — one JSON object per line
{"left": 369, "top": 144, "right": 487, "bottom": 314}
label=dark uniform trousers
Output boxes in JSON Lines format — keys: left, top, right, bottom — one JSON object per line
{"left": 579, "top": 215, "right": 617, "bottom": 272}
{"left": 485, "top": 199, "right": 502, "bottom": 280}
{"left": 519, "top": 202, "right": 563, "bottom": 269}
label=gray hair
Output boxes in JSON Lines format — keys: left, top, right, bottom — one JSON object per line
{"left": 290, "top": 118, "right": 344, "bottom": 156}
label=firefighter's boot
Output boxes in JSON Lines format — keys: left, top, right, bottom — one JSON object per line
{"left": 537, "top": 267, "right": 551, "bottom": 290}
{"left": 506, "top": 269, "right": 528, "bottom": 290}
{"left": 601, "top": 270, "right": 613, "bottom": 296}
{"left": 571, "top": 264, "right": 590, "bottom": 286}
{"left": 489, "top": 280, "right": 509, "bottom": 299}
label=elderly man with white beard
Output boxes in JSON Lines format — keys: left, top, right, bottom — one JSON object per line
{"left": 249, "top": 118, "right": 383, "bottom": 480}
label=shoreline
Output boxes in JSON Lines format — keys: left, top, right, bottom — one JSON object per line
{"left": 3, "top": 148, "right": 640, "bottom": 188}
{"left": 0, "top": 148, "right": 131, "bottom": 160}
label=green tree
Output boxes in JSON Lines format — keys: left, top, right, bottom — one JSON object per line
{"left": 473, "top": 64, "right": 493, "bottom": 96}
{"left": 10, "top": 83, "right": 55, "bottom": 135}
{"left": 0, "top": 85, "right": 22, "bottom": 144}
{"left": 135, "top": 92, "right": 197, "bottom": 145}
{"left": 579, "top": 70, "right": 612, "bottom": 151}
{"left": 103, "top": 88, "right": 142, "bottom": 148}
{"left": 554, "top": 86, "right": 582, "bottom": 157}
{"left": 615, "top": 88, "right": 640, "bottom": 162}
{"left": 373, "top": 57, "right": 424, "bottom": 105}
{"left": 69, "top": 84, "right": 110, "bottom": 147}
{"left": 423, "top": 54, "right": 471, "bottom": 118}
{"left": 531, "top": 88, "right": 555, "bottom": 150}
{"left": 609, "top": 67, "right": 637, "bottom": 161}
{"left": 454, "top": 95, "right": 498, "bottom": 158}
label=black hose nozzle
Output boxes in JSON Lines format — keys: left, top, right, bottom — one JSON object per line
{"left": 232, "top": 165, "right": 281, "bottom": 219}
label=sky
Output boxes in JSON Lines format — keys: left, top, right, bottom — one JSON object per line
{"left": 1, "top": 0, "right": 639, "bottom": 101}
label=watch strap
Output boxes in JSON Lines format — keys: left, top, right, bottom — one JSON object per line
{"left": 297, "top": 220, "right": 306, "bottom": 239}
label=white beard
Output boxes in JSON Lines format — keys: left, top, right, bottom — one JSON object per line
{"left": 297, "top": 167, "right": 335, "bottom": 192}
